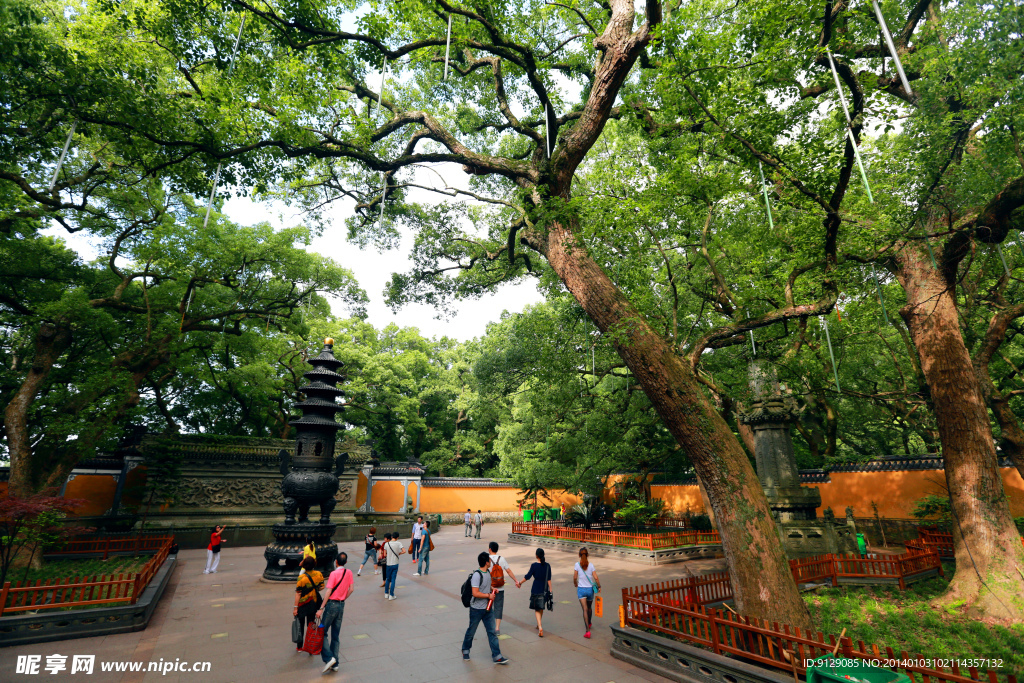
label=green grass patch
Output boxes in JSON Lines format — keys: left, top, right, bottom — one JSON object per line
{"left": 14, "top": 556, "right": 149, "bottom": 585}
{"left": 805, "top": 567, "right": 1024, "bottom": 675}
{"left": 4, "top": 557, "right": 152, "bottom": 614}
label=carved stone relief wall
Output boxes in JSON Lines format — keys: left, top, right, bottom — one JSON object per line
{"left": 334, "top": 479, "right": 355, "bottom": 507}
{"left": 176, "top": 477, "right": 280, "bottom": 508}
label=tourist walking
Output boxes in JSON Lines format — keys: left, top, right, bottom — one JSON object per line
{"left": 383, "top": 531, "right": 405, "bottom": 600}
{"left": 573, "top": 547, "right": 601, "bottom": 638}
{"left": 203, "top": 525, "right": 225, "bottom": 574}
{"left": 461, "top": 552, "right": 509, "bottom": 665}
{"left": 411, "top": 516, "right": 424, "bottom": 562}
{"left": 302, "top": 536, "right": 316, "bottom": 562}
{"left": 415, "top": 521, "right": 431, "bottom": 576}
{"left": 377, "top": 533, "right": 391, "bottom": 587}
{"left": 293, "top": 556, "right": 324, "bottom": 651}
{"left": 464, "top": 509, "right": 473, "bottom": 536}
{"left": 474, "top": 510, "right": 483, "bottom": 539}
{"left": 357, "top": 527, "right": 377, "bottom": 576}
{"left": 518, "top": 548, "right": 552, "bottom": 637}
{"left": 316, "top": 553, "right": 355, "bottom": 673}
{"left": 486, "top": 541, "right": 520, "bottom": 635}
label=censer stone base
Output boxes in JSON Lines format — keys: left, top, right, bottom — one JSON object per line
{"left": 262, "top": 522, "right": 338, "bottom": 582}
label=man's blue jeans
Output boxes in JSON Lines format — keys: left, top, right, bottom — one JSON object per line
{"left": 411, "top": 537, "right": 421, "bottom": 560}
{"left": 319, "top": 599, "right": 345, "bottom": 664}
{"left": 462, "top": 607, "right": 501, "bottom": 660}
{"left": 417, "top": 551, "right": 430, "bottom": 575}
{"left": 384, "top": 564, "right": 398, "bottom": 595}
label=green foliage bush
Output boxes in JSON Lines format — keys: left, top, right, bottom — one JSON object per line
{"left": 614, "top": 498, "right": 666, "bottom": 533}
{"left": 912, "top": 494, "right": 1024, "bottom": 536}
{"left": 685, "top": 513, "right": 714, "bottom": 532}
{"left": 910, "top": 494, "right": 954, "bottom": 532}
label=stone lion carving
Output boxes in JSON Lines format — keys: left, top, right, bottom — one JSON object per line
{"left": 176, "top": 477, "right": 280, "bottom": 507}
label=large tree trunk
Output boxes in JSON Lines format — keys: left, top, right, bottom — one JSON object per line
{"left": 895, "top": 246, "right": 1024, "bottom": 619}
{"left": 972, "top": 302, "right": 1024, "bottom": 479}
{"left": 543, "top": 219, "right": 810, "bottom": 626}
{"left": 3, "top": 322, "right": 71, "bottom": 498}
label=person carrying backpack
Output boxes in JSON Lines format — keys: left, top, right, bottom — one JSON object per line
{"left": 460, "top": 552, "right": 509, "bottom": 666}
{"left": 383, "top": 532, "right": 405, "bottom": 600}
{"left": 486, "top": 541, "right": 520, "bottom": 635}
{"left": 377, "top": 533, "right": 391, "bottom": 587}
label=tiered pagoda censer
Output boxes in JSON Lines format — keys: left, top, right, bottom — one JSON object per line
{"left": 262, "top": 338, "right": 350, "bottom": 581}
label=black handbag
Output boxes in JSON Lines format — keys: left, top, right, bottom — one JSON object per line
{"left": 291, "top": 617, "right": 303, "bottom": 645}
{"left": 545, "top": 590, "right": 554, "bottom": 612}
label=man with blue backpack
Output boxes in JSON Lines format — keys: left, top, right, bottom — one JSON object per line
{"left": 460, "top": 552, "right": 510, "bottom": 665}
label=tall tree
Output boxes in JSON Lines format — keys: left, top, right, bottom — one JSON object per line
{"left": 6, "top": 0, "right": 809, "bottom": 622}
{"left": 648, "top": 0, "right": 1024, "bottom": 616}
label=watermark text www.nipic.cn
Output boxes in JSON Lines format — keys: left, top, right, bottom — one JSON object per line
{"left": 15, "top": 655, "right": 213, "bottom": 675}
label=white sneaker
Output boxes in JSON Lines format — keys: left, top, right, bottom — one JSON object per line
{"left": 202, "top": 571, "right": 209, "bottom": 574}
{"left": 413, "top": 572, "right": 420, "bottom": 576}
{"left": 388, "top": 595, "right": 395, "bottom": 601}
{"left": 322, "top": 658, "right": 337, "bottom": 673}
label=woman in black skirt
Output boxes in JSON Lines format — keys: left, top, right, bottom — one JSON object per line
{"left": 519, "top": 548, "right": 552, "bottom": 637}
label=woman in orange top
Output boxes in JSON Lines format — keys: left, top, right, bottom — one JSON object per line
{"left": 293, "top": 556, "right": 325, "bottom": 652}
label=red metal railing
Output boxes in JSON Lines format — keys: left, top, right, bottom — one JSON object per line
{"left": 510, "top": 521, "right": 720, "bottom": 550}
{"left": 620, "top": 595, "right": 1016, "bottom": 683}
{"left": 1, "top": 536, "right": 174, "bottom": 616}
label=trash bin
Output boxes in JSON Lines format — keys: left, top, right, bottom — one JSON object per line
{"left": 856, "top": 532, "right": 867, "bottom": 556}
{"left": 524, "top": 509, "right": 533, "bottom": 522}
{"left": 537, "top": 509, "right": 547, "bottom": 521}
{"left": 807, "top": 657, "right": 910, "bottom": 683}
{"left": 550, "top": 507, "right": 560, "bottom": 520}
{"left": 436, "top": 514, "right": 442, "bottom": 529}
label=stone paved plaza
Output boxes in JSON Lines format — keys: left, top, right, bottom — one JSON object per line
{"left": 3, "top": 525, "right": 726, "bottom": 682}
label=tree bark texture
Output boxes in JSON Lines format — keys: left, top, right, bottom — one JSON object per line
{"left": 895, "top": 245, "right": 1024, "bottom": 619}
{"left": 544, "top": 220, "right": 810, "bottom": 626}
{"left": 3, "top": 322, "right": 71, "bottom": 498}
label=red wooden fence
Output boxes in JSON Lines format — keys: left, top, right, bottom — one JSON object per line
{"left": 48, "top": 535, "right": 172, "bottom": 560}
{"left": 1, "top": 536, "right": 174, "bottom": 616}
{"left": 910, "top": 529, "right": 1022, "bottom": 560}
{"left": 510, "top": 521, "right": 720, "bottom": 550}
{"left": 620, "top": 595, "right": 1017, "bottom": 683}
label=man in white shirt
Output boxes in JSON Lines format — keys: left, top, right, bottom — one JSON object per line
{"left": 486, "top": 541, "right": 520, "bottom": 635}
{"left": 383, "top": 532, "right": 405, "bottom": 600}
{"left": 411, "top": 516, "right": 424, "bottom": 562}
{"left": 474, "top": 510, "right": 483, "bottom": 539}
{"left": 464, "top": 509, "right": 473, "bottom": 537}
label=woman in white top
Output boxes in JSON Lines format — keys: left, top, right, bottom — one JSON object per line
{"left": 573, "top": 547, "right": 601, "bottom": 638}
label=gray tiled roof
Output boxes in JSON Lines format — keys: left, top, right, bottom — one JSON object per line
{"left": 420, "top": 477, "right": 515, "bottom": 488}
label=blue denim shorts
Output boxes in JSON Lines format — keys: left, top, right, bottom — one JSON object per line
{"left": 577, "top": 587, "right": 594, "bottom": 601}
